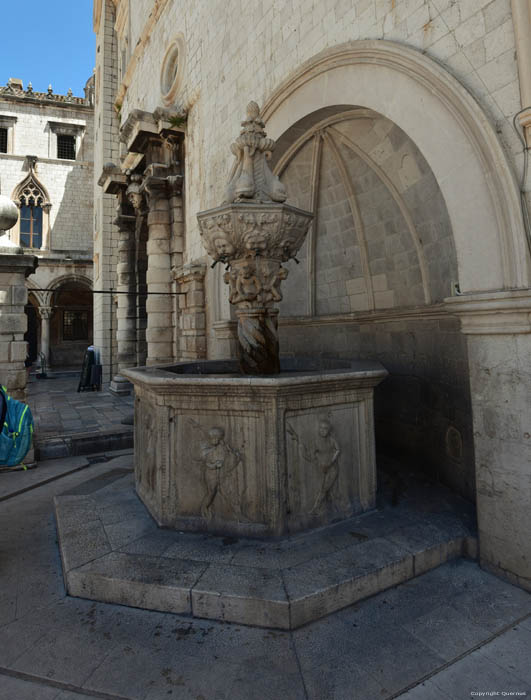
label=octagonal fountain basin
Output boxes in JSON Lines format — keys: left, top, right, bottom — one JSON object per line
{"left": 122, "top": 358, "right": 387, "bottom": 537}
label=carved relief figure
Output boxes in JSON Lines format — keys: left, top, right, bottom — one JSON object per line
{"left": 227, "top": 261, "right": 262, "bottom": 306}
{"left": 288, "top": 418, "right": 341, "bottom": 515}
{"left": 188, "top": 420, "right": 246, "bottom": 521}
{"left": 263, "top": 264, "right": 288, "bottom": 305}
{"left": 214, "top": 235, "right": 235, "bottom": 260}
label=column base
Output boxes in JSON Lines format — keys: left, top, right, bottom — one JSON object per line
{"left": 109, "top": 374, "right": 133, "bottom": 396}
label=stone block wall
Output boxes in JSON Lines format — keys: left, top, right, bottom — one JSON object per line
{"left": 280, "top": 314, "right": 475, "bottom": 502}
{"left": 0, "top": 99, "right": 93, "bottom": 252}
{"left": 116, "top": 0, "right": 522, "bottom": 266}
{"left": 93, "top": 0, "right": 121, "bottom": 382}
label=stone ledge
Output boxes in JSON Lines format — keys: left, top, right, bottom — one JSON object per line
{"left": 54, "top": 472, "right": 477, "bottom": 630}
{"left": 35, "top": 427, "right": 134, "bottom": 460}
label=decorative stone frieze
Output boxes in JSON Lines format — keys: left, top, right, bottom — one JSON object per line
{"left": 197, "top": 102, "right": 312, "bottom": 374}
{"left": 123, "top": 358, "right": 387, "bottom": 537}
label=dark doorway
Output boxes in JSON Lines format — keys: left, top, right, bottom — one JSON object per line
{"left": 24, "top": 295, "right": 39, "bottom": 365}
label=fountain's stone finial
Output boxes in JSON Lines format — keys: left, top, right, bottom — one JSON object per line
{"left": 224, "top": 101, "right": 287, "bottom": 205}
{"left": 198, "top": 100, "right": 313, "bottom": 375}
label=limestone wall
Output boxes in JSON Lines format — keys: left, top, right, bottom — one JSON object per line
{"left": 116, "top": 0, "right": 523, "bottom": 267}
{"left": 93, "top": 0, "right": 121, "bottom": 382}
{"left": 0, "top": 99, "right": 93, "bottom": 252}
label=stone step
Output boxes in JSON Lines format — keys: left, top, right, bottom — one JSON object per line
{"left": 54, "top": 471, "right": 477, "bottom": 630}
{"left": 35, "top": 426, "right": 133, "bottom": 460}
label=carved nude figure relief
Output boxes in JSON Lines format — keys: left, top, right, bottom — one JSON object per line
{"left": 188, "top": 420, "right": 246, "bottom": 521}
{"left": 287, "top": 418, "right": 341, "bottom": 515}
{"left": 225, "top": 260, "right": 262, "bottom": 306}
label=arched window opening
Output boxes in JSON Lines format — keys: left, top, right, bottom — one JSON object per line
{"left": 12, "top": 164, "right": 51, "bottom": 250}
{"left": 20, "top": 195, "right": 43, "bottom": 248}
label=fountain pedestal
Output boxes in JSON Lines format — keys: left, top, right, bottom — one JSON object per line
{"left": 123, "top": 359, "right": 387, "bottom": 536}
{"left": 125, "top": 101, "right": 388, "bottom": 537}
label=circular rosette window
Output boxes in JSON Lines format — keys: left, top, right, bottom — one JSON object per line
{"left": 160, "top": 34, "right": 186, "bottom": 106}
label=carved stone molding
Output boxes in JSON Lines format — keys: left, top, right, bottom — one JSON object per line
{"left": 120, "top": 108, "right": 186, "bottom": 158}
{"left": 445, "top": 290, "right": 531, "bottom": 334}
{"left": 98, "top": 162, "right": 128, "bottom": 194}
{"left": 39, "top": 306, "right": 52, "bottom": 320}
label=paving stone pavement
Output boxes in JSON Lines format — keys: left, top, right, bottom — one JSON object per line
{"left": 0, "top": 454, "right": 530, "bottom": 699}
{"left": 27, "top": 375, "right": 134, "bottom": 440}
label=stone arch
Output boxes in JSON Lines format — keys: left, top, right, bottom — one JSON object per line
{"left": 25, "top": 278, "right": 45, "bottom": 308}
{"left": 42, "top": 273, "right": 93, "bottom": 307}
{"left": 46, "top": 276, "right": 93, "bottom": 368}
{"left": 12, "top": 171, "right": 51, "bottom": 209}
{"left": 262, "top": 40, "right": 528, "bottom": 294}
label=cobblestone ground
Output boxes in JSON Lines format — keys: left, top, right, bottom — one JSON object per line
{"left": 27, "top": 375, "right": 133, "bottom": 439}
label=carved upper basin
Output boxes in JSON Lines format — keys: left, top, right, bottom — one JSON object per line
{"left": 197, "top": 202, "right": 312, "bottom": 265}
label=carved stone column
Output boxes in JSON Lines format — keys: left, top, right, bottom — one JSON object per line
{"left": 126, "top": 176, "right": 148, "bottom": 368}
{"left": 173, "top": 262, "right": 207, "bottom": 360}
{"left": 39, "top": 306, "right": 52, "bottom": 370}
{"left": 109, "top": 186, "right": 137, "bottom": 395}
{"left": 197, "top": 102, "right": 312, "bottom": 374}
{"left": 142, "top": 165, "right": 174, "bottom": 366}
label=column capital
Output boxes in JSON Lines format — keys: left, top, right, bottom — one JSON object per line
{"left": 141, "top": 166, "right": 171, "bottom": 205}
{"left": 173, "top": 261, "right": 206, "bottom": 284}
{"left": 445, "top": 289, "right": 531, "bottom": 334}
{"left": 39, "top": 306, "right": 53, "bottom": 320}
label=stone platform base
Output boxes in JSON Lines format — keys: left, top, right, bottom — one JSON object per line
{"left": 54, "top": 464, "right": 477, "bottom": 630}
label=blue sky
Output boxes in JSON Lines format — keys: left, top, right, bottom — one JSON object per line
{"left": 0, "top": 1, "right": 95, "bottom": 97}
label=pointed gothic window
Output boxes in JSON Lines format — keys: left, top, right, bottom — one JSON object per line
{"left": 20, "top": 199, "right": 43, "bottom": 248}
{"left": 13, "top": 167, "right": 50, "bottom": 250}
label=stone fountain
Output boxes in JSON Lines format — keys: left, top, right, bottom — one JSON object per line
{"left": 123, "top": 103, "right": 387, "bottom": 537}
{"left": 54, "top": 106, "right": 474, "bottom": 630}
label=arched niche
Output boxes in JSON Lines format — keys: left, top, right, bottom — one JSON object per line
{"left": 271, "top": 106, "right": 457, "bottom": 317}
{"left": 262, "top": 40, "right": 529, "bottom": 294}
{"left": 268, "top": 107, "right": 476, "bottom": 502}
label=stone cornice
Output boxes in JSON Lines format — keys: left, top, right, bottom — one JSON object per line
{"left": 0, "top": 154, "right": 93, "bottom": 168}
{"left": 212, "top": 303, "right": 451, "bottom": 339}
{"left": 0, "top": 90, "right": 90, "bottom": 110}
{"left": 98, "top": 163, "right": 128, "bottom": 192}
{"left": 0, "top": 252, "right": 38, "bottom": 276}
{"left": 120, "top": 108, "right": 185, "bottom": 155}
{"left": 445, "top": 290, "right": 531, "bottom": 334}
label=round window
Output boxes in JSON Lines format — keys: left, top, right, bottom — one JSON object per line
{"left": 160, "top": 35, "right": 185, "bottom": 106}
